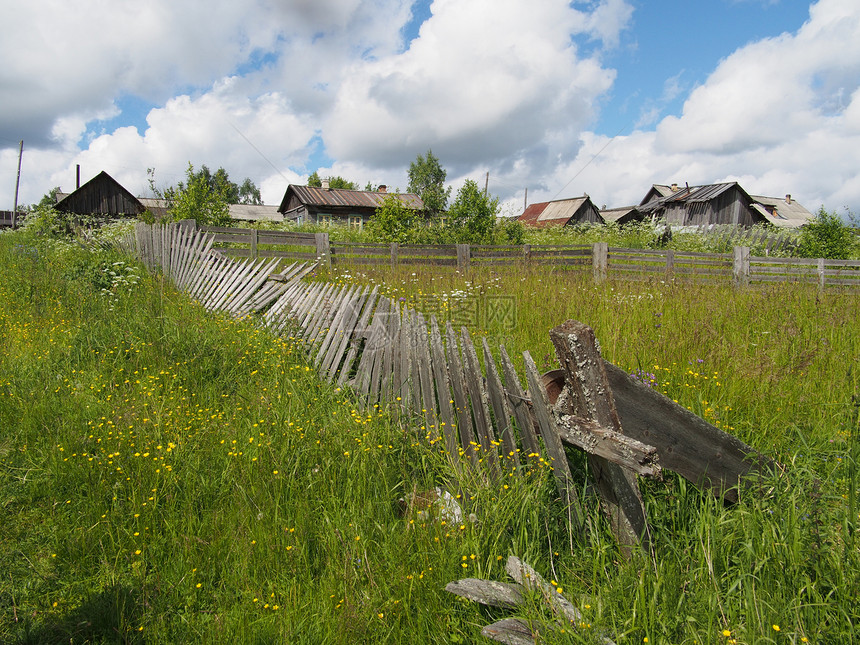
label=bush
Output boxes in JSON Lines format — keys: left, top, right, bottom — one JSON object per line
{"left": 796, "top": 207, "right": 855, "bottom": 259}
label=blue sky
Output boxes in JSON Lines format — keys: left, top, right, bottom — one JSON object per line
{"left": 1, "top": 0, "right": 859, "bottom": 216}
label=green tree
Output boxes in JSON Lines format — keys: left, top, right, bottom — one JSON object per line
{"left": 447, "top": 179, "right": 499, "bottom": 244}
{"left": 407, "top": 149, "right": 451, "bottom": 216}
{"left": 796, "top": 207, "right": 855, "bottom": 259}
{"left": 167, "top": 162, "right": 231, "bottom": 227}
{"left": 307, "top": 171, "right": 358, "bottom": 190}
{"left": 367, "top": 195, "right": 421, "bottom": 243}
{"left": 30, "top": 187, "right": 61, "bottom": 211}
{"left": 169, "top": 165, "right": 261, "bottom": 205}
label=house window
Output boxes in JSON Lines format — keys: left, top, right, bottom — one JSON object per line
{"left": 318, "top": 214, "right": 332, "bottom": 227}
{"left": 349, "top": 216, "right": 363, "bottom": 230}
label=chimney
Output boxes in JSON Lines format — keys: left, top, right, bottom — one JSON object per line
{"left": 378, "top": 185, "right": 387, "bottom": 193}
{"left": 785, "top": 194, "right": 791, "bottom": 204}
{"left": 321, "top": 178, "right": 330, "bottom": 190}
{"left": 76, "top": 164, "right": 81, "bottom": 189}
{"left": 670, "top": 183, "right": 678, "bottom": 192}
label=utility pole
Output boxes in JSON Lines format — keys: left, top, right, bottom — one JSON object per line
{"left": 524, "top": 187, "right": 528, "bottom": 212}
{"left": 483, "top": 171, "right": 489, "bottom": 198}
{"left": 12, "top": 140, "right": 23, "bottom": 228}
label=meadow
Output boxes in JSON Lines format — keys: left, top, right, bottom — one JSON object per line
{"left": 0, "top": 225, "right": 858, "bottom": 644}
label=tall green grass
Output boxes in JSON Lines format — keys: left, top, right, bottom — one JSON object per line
{"left": 1, "top": 230, "right": 858, "bottom": 644}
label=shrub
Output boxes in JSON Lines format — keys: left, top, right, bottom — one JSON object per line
{"left": 796, "top": 207, "right": 855, "bottom": 259}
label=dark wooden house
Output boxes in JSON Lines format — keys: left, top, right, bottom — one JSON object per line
{"left": 55, "top": 171, "right": 144, "bottom": 217}
{"left": 278, "top": 184, "right": 423, "bottom": 227}
{"left": 517, "top": 195, "right": 604, "bottom": 227}
{"left": 639, "top": 182, "right": 762, "bottom": 227}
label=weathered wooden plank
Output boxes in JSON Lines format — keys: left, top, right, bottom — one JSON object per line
{"left": 602, "top": 359, "right": 772, "bottom": 503}
{"left": 445, "top": 322, "right": 477, "bottom": 465}
{"left": 461, "top": 328, "right": 499, "bottom": 475}
{"left": 301, "top": 283, "right": 337, "bottom": 342}
{"left": 523, "top": 351, "right": 584, "bottom": 538}
{"left": 200, "top": 256, "right": 244, "bottom": 309}
{"left": 554, "top": 414, "right": 660, "bottom": 478}
{"left": 306, "top": 284, "right": 350, "bottom": 349}
{"left": 414, "top": 312, "right": 439, "bottom": 438}
{"left": 499, "top": 346, "right": 541, "bottom": 462}
{"left": 322, "top": 286, "right": 373, "bottom": 380}
{"left": 313, "top": 284, "right": 358, "bottom": 365}
{"left": 206, "top": 257, "right": 255, "bottom": 310}
{"left": 223, "top": 257, "right": 281, "bottom": 314}
{"left": 445, "top": 578, "right": 524, "bottom": 609}
{"left": 506, "top": 556, "right": 581, "bottom": 624}
{"left": 430, "top": 316, "right": 460, "bottom": 462}
{"left": 396, "top": 305, "right": 412, "bottom": 410}
{"left": 367, "top": 297, "right": 394, "bottom": 405}
{"left": 407, "top": 310, "right": 424, "bottom": 417}
{"left": 549, "top": 321, "right": 650, "bottom": 554}
{"left": 354, "top": 296, "right": 391, "bottom": 396}
{"left": 337, "top": 291, "right": 379, "bottom": 387}
{"left": 379, "top": 299, "right": 400, "bottom": 401}
{"left": 483, "top": 339, "right": 520, "bottom": 471}
{"left": 481, "top": 619, "right": 535, "bottom": 645}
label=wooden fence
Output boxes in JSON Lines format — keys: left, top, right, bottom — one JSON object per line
{"left": 123, "top": 222, "right": 777, "bottom": 643}
{"left": 196, "top": 224, "right": 860, "bottom": 289}
{"left": 0, "top": 211, "right": 25, "bottom": 228}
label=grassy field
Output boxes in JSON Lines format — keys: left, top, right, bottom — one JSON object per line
{"left": 1, "top": 227, "right": 858, "bottom": 644}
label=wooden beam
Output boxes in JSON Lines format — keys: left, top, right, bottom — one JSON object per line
{"left": 555, "top": 414, "right": 660, "bottom": 478}
{"left": 549, "top": 321, "right": 650, "bottom": 554}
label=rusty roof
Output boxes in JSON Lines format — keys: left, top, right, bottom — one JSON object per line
{"left": 278, "top": 185, "right": 423, "bottom": 213}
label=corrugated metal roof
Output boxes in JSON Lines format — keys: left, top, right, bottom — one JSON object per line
{"left": 537, "top": 197, "right": 589, "bottom": 222}
{"left": 228, "top": 204, "right": 282, "bottom": 221}
{"left": 280, "top": 185, "right": 423, "bottom": 212}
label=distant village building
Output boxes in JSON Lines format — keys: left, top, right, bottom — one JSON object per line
{"left": 598, "top": 205, "right": 644, "bottom": 226}
{"left": 55, "top": 171, "right": 144, "bottom": 217}
{"left": 517, "top": 195, "right": 604, "bottom": 227}
{"left": 638, "top": 182, "right": 815, "bottom": 228}
{"left": 278, "top": 182, "right": 423, "bottom": 228}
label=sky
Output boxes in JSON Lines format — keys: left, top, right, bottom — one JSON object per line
{"left": 2, "top": 0, "right": 859, "bottom": 218}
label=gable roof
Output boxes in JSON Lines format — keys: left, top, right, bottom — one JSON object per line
{"left": 749, "top": 195, "right": 815, "bottom": 228}
{"left": 518, "top": 196, "right": 604, "bottom": 227}
{"left": 600, "top": 205, "right": 644, "bottom": 225}
{"left": 55, "top": 170, "right": 144, "bottom": 216}
{"left": 278, "top": 184, "right": 423, "bottom": 214}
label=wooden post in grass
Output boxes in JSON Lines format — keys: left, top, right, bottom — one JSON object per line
{"left": 549, "top": 320, "right": 650, "bottom": 555}
{"left": 592, "top": 242, "right": 608, "bottom": 282}
{"left": 665, "top": 248, "right": 674, "bottom": 280}
{"left": 250, "top": 228, "right": 258, "bottom": 259}
{"left": 733, "top": 246, "right": 749, "bottom": 286}
{"left": 457, "top": 244, "right": 470, "bottom": 271}
{"left": 390, "top": 242, "right": 399, "bottom": 268}
{"left": 315, "top": 232, "right": 330, "bottom": 267}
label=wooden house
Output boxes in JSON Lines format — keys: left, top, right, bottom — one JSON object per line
{"left": 599, "top": 205, "right": 645, "bottom": 226}
{"left": 278, "top": 183, "right": 423, "bottom": 227}
{"left": 639, "top": 182, "right": 814, "bottom": 228}
{"left": 517, "top": 195, "right": 604, "bottom": 228}
{"left": 55, "top": 171, "right": 144, "bottom": 217}
{"left": 639, "top": 182, "right": 762, "bottom": 227}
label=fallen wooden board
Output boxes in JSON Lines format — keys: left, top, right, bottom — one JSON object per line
{"left": 481, "top": 619, "right": 536, "bottom": 645}
{"left": 444, "top": 578, "right": 524, "bottom": 609}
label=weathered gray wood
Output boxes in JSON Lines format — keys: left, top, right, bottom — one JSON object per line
{"left": 549, "top": 321, "right": 650, "bottom": 553}
{"left": 337, "top": 291, "right": 379, "bottom": 386}
{"left": 506, "top": 556, "right": 581, "bottom": 624}
{"left": 445, "top": 322, "right": 477, "bottom": 465}
{"left": 603, "top": 360, "right": 771, "bottom": 503}
{"left": 408, "top": 310, "right": 424, "bottom": 417}
{"left": 379, "top": 300, "right": 400, "bottom": 401}
{"left": 367, "top": 298, "right": 394, "bottom": 405}
{"left": 302, "top": 283, "right": 337, "bottom": 342}
{"left": 429, "top": 316, "right": 460, "bottom": 462}
{"left": 354, "top": 296, "right": 391, "bottom": 396}
{"left": 397, "top": 307, "right": 412, "bottom": 410}
{"left": 308, "top": 284, "right": 351, "bottom": 349}
{"left": 481, "top": 619, "right": 535, "bottom": 645}
{"left": 322, "top": 286, "right": 372, "bottom": 380}
{"left": 499, "top": 346, "right": 541, "bottom": 462}
{"left": 483, "top": 339, "right": 520, "bottom": 472}
{"left": 445, "top": 578, "right": 524, "bottom": 609}
{"left": 414, "top": 312, "right": 439, "bottom": 438}
{"left": 223, "top": 257, "right": 281, "bottom": 314}
{"left": 461, "top": 328, "right": 500, "bottom": 475}
{"left": 523, "top": 351, "right": 584, "bottom": 539}
{"left": 554, "top": 413, "right": 660, "bottom": 478}
{"left": 313, "top": 284, "right": 358, "bottom": 364}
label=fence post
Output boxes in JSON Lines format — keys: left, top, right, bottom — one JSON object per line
{"left": 315, "top": 232, "right": 331, "bottom": 267}
{"left": 250, "top": 228, "right": 258, "bottom": 259}
{"left": 732, "top": 246, "right": 750, "bottom": 287}
{"left": 817, "top": 258, "right": 826, "bottom": 292}
{"left": 523, "top": 244, "right": 531, "bottom": 263}
{"left": 457, "top": 243, "right": 471, "bottom": 271}
{"left": 390, "top": 242, "right": 399, "bottom": 268}
{"left": 592, "top": 242, "right": 608, "bottom": 283}
{"left": 665, "top": 248, "right": 674, "bottom": 280}
{"left": 177, "top": 218, "right": 197, "bottom": 231}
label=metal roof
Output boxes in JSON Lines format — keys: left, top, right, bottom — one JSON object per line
{"left": 518, "top": 196, "right": 604, "bottom": 227}
{"left": 750, "top": 195, "right": 815, "bottom": 228}
{"left": 279, "top": 185, "right": 423, "bottom": 212}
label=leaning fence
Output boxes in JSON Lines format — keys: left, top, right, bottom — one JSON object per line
{"left": 122, "top": 221, "right": 777, "bottom": 644}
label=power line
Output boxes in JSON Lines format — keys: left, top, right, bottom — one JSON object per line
{"left": 551, "top": 122, "right": 629, "bottom": 201}
{"left": 226, "top": 120, "right": 289, "bottom": 182}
